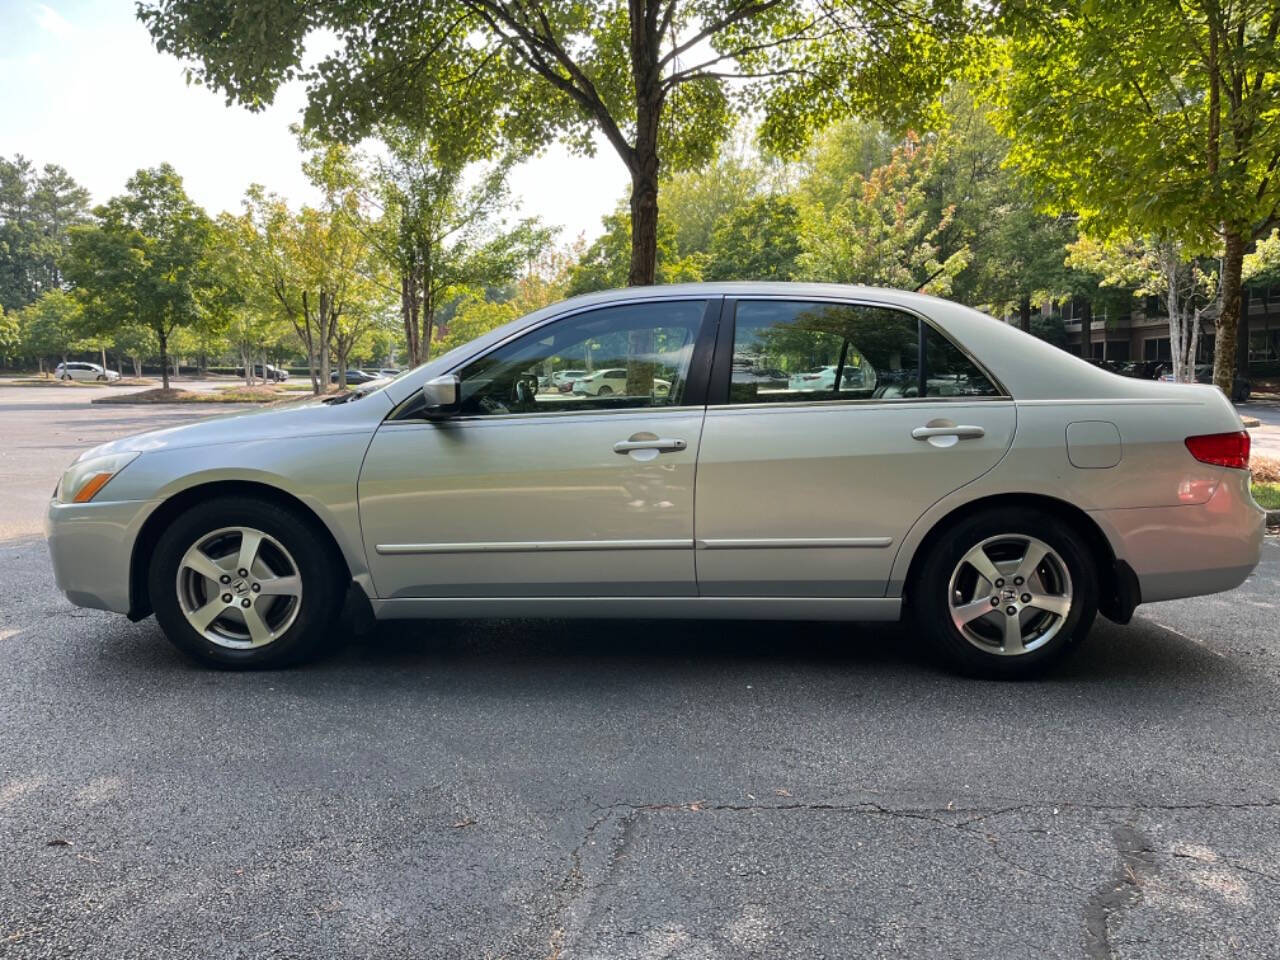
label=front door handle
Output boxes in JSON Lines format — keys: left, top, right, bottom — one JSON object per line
{"left": 912, "top": 424, "right": 985, "bottom": 441}
{"left": 614, "top": 436, "right": 688, "bottom": 454}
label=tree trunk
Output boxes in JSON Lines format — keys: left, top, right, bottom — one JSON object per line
{"left": 100, "top": 345, "right": 107, "bottom": 373}
{"left": 628, "top": 162, "right": 659, "bottom": 287}
{"left": 158, "top": 331, "right": 170, "bottom": 391}
{"left": 1078, "top": 299, "right": 1092, "bottom": 359}
{"left": 1214, "top": 228, "right": 1244, "bottom": 396}
{"left": 1236, "top": 283, "right": 1250, "bottom": 378}
{"left": 1018, "top": 295, "right": 1032, "bottom": 334}
{"left": 401, "top": 273, "right": 421, "bottom": 368}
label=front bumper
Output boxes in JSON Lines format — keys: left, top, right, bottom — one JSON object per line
{"left": 1092, "top": 470, "right": 1266, "bottom": 604}
{"left": 45, "top": 497, "right": 159, "bottom": 615}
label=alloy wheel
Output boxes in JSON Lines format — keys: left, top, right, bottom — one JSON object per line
{"left": 947, "top": 534, "right": 1073, "bottom": 657}
{"left": 175, "top": 525, "right": 303, "bottom": 649}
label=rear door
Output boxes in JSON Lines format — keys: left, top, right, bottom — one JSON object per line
{"left": 694, "top": 297, "right": 1015, "bottom": 598}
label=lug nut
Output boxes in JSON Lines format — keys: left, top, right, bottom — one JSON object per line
{"left": 1014, "top": 576, "right": 1024, "bottom": 586}
{"left": 251, "top": 583, "right": 260, "bottom": 593}
{"left": 990, "top": 597, "right": 1000, "bottom": 607}
{"left": 222, "top": 593, "right": 232, "bottom": 603}
{"left": 994, "top": 578, "right": 1005, "bottom": 587}
{"left": 237, "top": 568, "right": 248, "bottom": 577}
{"left": 1006, "top": 606, "right": 1018, "bottom": 616}
{"left": 240, "top": 598, "right": 251, "bottom": 608}
{"left": 219, "top": 574, "right": 231, "bottom": 584}
{"left": 1021, "top": 593, "right": 1032, "bottom": 604}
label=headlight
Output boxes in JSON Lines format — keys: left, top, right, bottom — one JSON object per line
{"left": 57, "top": 452, "right": 140, "bottom": 503}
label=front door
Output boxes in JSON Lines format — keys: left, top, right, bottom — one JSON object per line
{"left": 694, "top": 298, "right": 1016, "bottom": 597}
{"left": 358, "top": 298, "right": 718, "bottom": 599}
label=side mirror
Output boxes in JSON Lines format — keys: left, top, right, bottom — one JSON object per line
{"left": 422, "top": 374, "right": 461, "bottom": 420}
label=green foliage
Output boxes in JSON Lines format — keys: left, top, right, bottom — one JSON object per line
{"left": 994, "top": 3, "right": 1280, "bottom": 251}
{"left": 138, "top": 0, "right": 979, "bottom": 285}
{"left": 373, "top": 127, "right": 553, "bottom": 364}
{"left": 565, "top": 208, "right": 702, "bottom": 296}
{"left": 704, "top": 196, "right": 803, "bottom": 281}
{"left": 64, "top": 165, "right": 216, "bottom": 388}
{"left": 18, "top": 289, "right": 82, "bottom": 364}
{"left": 0, "top": 155, "right": 91, "bottom": 312}
{"left": 797, "top": 138, "right": 970, "bottom": 294}
{"left": 0, "top": 306, "right": 18, "bottom": 359}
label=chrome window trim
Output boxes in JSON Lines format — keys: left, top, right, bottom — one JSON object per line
{"left": 704, "top": 397, "right": 1013, "bottom": 414}
{"left": 721, "top": 294, "right": 1012, "bottom": 403}
{"left": 388, "top": 294, "right": 720, "bottom": 423}
{"left": 381, "top": 403, "right": 709, "bottom": 428}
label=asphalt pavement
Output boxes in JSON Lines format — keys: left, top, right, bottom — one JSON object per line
{"left": 2, "top": 384, "right": 1279, "bottom": 959}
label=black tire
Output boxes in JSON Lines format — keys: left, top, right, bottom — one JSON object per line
{"left": 61, "top": 374, "right": 72, "bottom": 381}
{"left": 912, "top": 507, "right": 1098, "bottom": 679}
{"left": 148, "top": 496, "right": 346, "bottom": 668}
{"left": 96, "top": 374, "right": 107, "bottom": 381}
{"left": 596, "top": 385, "right": 613, "bottom": 396}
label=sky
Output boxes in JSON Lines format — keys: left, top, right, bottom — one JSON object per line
{"left": 0, "top": 0, "right": 623, "bottom": 242}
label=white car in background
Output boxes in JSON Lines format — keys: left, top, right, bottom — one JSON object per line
{"left": 572, "top": 368, "right": 671, "bottom": 398}
{"left": 788, "top": 363, "right": 872, "bottom": 393}
{"left": 54, "top": 362, "right": 120, "bottom": 382}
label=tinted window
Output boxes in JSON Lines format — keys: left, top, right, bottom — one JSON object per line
{"left": 729, "top": 301, "right": 920, "bottom": 403}
{"left": 454, "top": 300, "right": 708, "bottom": 416}
{"left": 922, "top": 325, "right": 999, "bottom": 397}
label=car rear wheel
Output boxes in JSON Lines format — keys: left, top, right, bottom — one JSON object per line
{"left": 913, "top": 508, "right": 1098, "bottom": 678}
{"left": 596, "top": 385, "right": 613, "bottom": 396}
{"left": 149, "top": 497, "right": 345, "bottom": 668}
{"left": 61, "top": 374, "right": 72, "bottom": 381}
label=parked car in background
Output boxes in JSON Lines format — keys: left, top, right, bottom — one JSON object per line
{"left": 1158, "top": 364, "right": 1251, "bottom": 402}
{"left": 552, "top": 369, "right": 588, "bottom": 392}
{"left": 787, "top": 363, "right": 873, "bottom": 392}
{"left": 378, "top": 369, "right": 401, "bottom": 379}
{"left": 571, "top": 368, "right": 671, "bottom": 398}
{"left": 46, "top": 283, "right": 1264, "bottom": 679}
{"left": 54, "top": 362, "right": 120, "bottom": 382}
{"left": 237, "top": 364, "right": 289, "bottom": 382}
{"left": 331, "top": 369, "right": 382, "bottom": 386}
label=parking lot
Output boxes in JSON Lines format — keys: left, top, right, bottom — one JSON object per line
{"left": 2, "top": 383, "right": 1280, "bottom": 959}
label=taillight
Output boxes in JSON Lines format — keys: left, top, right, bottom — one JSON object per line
{"left": 1185, "top": 431, "right": 1250, "bottom": 469}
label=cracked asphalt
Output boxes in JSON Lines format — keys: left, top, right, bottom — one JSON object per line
{"left": 2, "top": 386, "right": 1280, "bottom": 959}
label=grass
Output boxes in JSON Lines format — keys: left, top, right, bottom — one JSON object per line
{"left": 1253, "top": 483, "right": 1280, "bottom": 511}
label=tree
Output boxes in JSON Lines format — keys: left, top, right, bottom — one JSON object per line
{"left": 1068, "top": 235, "right": 1223, "bottom": 383}
{"left": 18, "top": 289, "right": 81, "bottom": 375}
{"left": 993, "top": 2, "right": 1280, "bottom": 394}
{"left": 796, "top": 137, "right": 970, "bottom": 294}
{"left": 0, "top": 306, "right": 18, "bottom": 367}
{"left": 139, "top": 0, "right": 976, "bottom": 287}
{"left": 566, "top": 207, "right": 702, "bottom": 295}
{"left": 703, "top": 195, "right": 802, "bottom": 280}
{"left": 0, "top": 156, "right": 91, "bottom": 312}
{"left": 372, "top": 128, "right": 552, "bottom": 367}
{"left": 64, "top": 165, "right": 215, "bottom": 390}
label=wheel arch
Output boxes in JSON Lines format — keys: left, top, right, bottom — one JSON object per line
{"left": 898, "top": 492, "right": 1140, "bottom": 624}
{"left": 128, "top": 479, "right": 353, "bottom": 621}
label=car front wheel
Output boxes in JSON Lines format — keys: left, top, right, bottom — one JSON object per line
{"left": 149, "top": 497, "right": 345, "bottom": 668}
{"left": 913, "top": 508, "right": 1098, "bottom": 678}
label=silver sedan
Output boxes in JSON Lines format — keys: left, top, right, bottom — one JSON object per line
{"left": 46, "top": 283, "right": 1265, "bottom": 677}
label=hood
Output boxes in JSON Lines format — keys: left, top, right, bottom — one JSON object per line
{"left": 77, "top": 390, "right": 394, "bottom": 462}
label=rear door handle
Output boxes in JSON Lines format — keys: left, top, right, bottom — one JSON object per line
{"left": 912, "top": 425, "right": 985, "bottom": 440}
{"left": 614, "top": 437, "right": 687, "bottom": 453}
